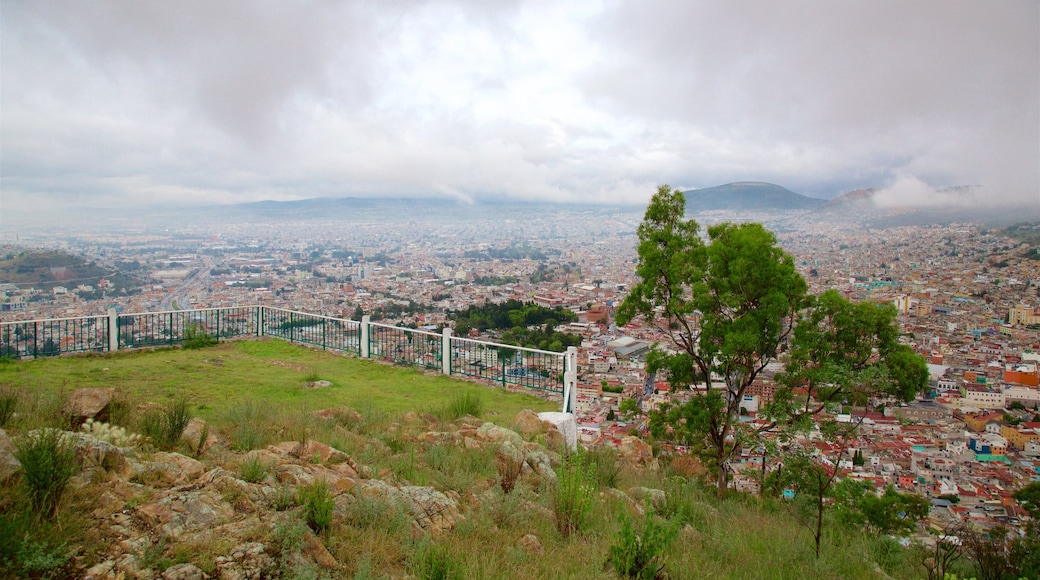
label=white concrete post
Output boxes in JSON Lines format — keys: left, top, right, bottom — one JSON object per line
{"left": 108, "top": 308, "right": 119, "bottom": 353}
{"left": 563, "top": 346, "right": 578, "bottom": 413}
{"left": 360, "top": 315, "right": 371, "bottom": 359}
{"left": 442, "top": 327, "right": 452, "bottom": 376}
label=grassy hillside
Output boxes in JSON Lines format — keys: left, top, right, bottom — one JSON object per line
{"left": 0, "top": 250, "right": 144, "bottom": 292}
{"left": 0, "top": 339, "right": 939, "bottom": 579}
{"left": 0, "top": 339, "right": 558, "bottom": 422}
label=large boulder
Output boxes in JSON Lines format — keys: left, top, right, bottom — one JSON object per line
{"left": 512, "top": 409, "right": 545, "bottom": 436}
{"left": 475, "top": 422, "right": 524, "bottom": 447}
{"left": 181, "top": 418, "right": 228, "bottom": 455}
{"left": 215, "top": 542, "right": 275, "bottom": 580}
{"left": 64, "top": 388, "right": 115, "bottom": 425}
{"left": 359, "top": 480, "right": 461, "bottom": 534}
{"left": 495, "top": 439, "right": 525, "bottom": 491}
{"left": 627, "top": 486, "right": 666, "bottom": 510}
{"left": 524, "top": 449, "right": 557, "bottom": 483}
{"left": 144, "top": 452, "right": 206, "bottom": 486}
{"left": 161, "top": 563, "right": 205, "bottom": 580}
{"left": 135, "top": 488, "right": 235, "bottom": 539}
{"left": 68, "top": 431, "right": 136, "bottom": 480}
{"left": 537, "top": 412, "right": 577, "bottom": 451}
{"left": 618, "top": 436, "right": 657, "bottom": 470}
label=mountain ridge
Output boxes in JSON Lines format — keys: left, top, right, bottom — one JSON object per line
{"left": 682, "top": 181, "right": 826, "bottom": 213}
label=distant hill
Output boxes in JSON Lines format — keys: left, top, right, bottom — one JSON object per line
{"left": 0, "top": 251, "right": 144, "bottom": 291}
{"left": 682, "top": 182, "right": 825, "bottom": 213}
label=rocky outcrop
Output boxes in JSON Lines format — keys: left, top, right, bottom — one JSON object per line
{"left": 181, "top": 418, "right": 228, "bottom": 455}
{"left": 358, "top": 479, "right": 462, "bottom": 534}
{"left": 64, "top": 387, "right": 115, "bottom": 425}
{"left": 21, "top": 401, "right": 670, "bottom": 578}
{"left": 512, "top": 409, "right": 545, "bottom": 436}
{"left": 619, "top": 435, "right": 657, "bottom": 470}
{"left": 215, "top": 542, "right": 275, "bottom": 580}
{"left": 143, "top": 452, "right": 207, "bottom": 486}
{"left": 537, "top": 412, "right": 577, "bottom": 450}
{"left": 628, "top": 486, "right": 666, "bottom": 510}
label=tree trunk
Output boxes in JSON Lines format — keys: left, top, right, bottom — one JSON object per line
{"left": 717, "top": 462, "right": 727, "bottom": 499}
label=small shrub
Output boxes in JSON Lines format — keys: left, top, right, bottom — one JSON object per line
{"left": 439, "top": 391, "right": 483, "bottom": 421}
{"left": 298, "top": 480, "right": 335, "bottom": 532}
{"left": 194, "top": 422, "right": 209, "bottom": 458}
{"left": 140, "top": 399, "right": 192, "bottom": 450}
{"left": 608, "top": 511, "right": 678, "bottom": 579}
{"left": 408, "top": 541, "right": 462, "bottom": 580}
{"left": 271, "top": 485, "right": 297, "bottom": 511}
{"left": 552, "top": 451, "right": 595, "bottom": 537}
{"left": 182, "top": 324, "right": 218, "bottom": 350}
{"left": 0, "top": 388, "right": 17, "bottom": 427}
{"left": 14, "top": 428, "right": 79, "bottom": 520}
{"left": 497, "top": 452, "right": 522, "bottom": 495}
{"left": 16, "top": 538, "right": 72, "bottom": 578}
{"left": 224, "top": 400, "right": 271, "bottom": 451}
{"left": 585, "top": 445, "right": 622, "bottom": 489}
{"left": 239, "top": 455, "right": 270, "bottom": 484}
{"left": 342, "top": 491, "right": 411, "bottom": 534}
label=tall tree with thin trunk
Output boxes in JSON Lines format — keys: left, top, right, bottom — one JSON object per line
{"left": 619, "top": 185, "right": 928, "bottom": 498}
{"left": 617, "top": 185, "right": 808, "bottom": 496}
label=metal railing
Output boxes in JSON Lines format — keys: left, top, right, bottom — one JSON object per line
{"left": 118, "top": 306, "right": 260, "bottom": 349}
{"left": 449, "top": 335, "right": 565, "bottom": 394}
{"left": 0, "top": 306, "right": 578, "bottom": 411}
{"left": 262, "top": 307, "right": 361, "bottom": 355}
{"left": 369, "top": 322, "right": 442, "bottom": 370}
{"left": 0, "top": 314, "right": 110, "bottom": 358}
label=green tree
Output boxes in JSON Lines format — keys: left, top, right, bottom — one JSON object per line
{"left": 618, "top": 185, "right": 809, "bottom": 496}
{"left": 765, "top": 288, "right": 929, "bottom": 433}
{"left": 619, "top": 398, "right": 641, "bottom": 419}
{"left": 834, "top": 483, "right": 929, "bottom": 536}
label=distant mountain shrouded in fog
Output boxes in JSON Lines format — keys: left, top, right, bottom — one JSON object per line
{"left": 682, "top": 182, "right": 826, "bottom": 213}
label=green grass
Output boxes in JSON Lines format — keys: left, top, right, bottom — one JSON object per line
{"left": 0, "top": 338, "right": 933, "bottom": 579}
{"left": 0, "top": 338, "right": 558, "bottom": 423}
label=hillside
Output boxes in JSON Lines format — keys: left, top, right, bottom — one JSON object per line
{"left": 0, "top": 339, "right": 938, "bottom": 579}
{"left": 682, "top": 182, "right": 825, "bottom": 213}
{"left": 0, "top": 250, "right": 144, "bottom": 292}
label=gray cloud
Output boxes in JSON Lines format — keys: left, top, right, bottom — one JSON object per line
{"left": 1, "top": 0, "right": 1036, "bottom": 222}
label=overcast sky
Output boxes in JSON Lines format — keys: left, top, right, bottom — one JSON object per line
{"left": 2, "top": 0, "right": 1037, "bottom": 217}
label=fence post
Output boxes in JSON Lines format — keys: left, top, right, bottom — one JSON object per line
{"left": 360, "top": 315, "right": 371, "bottom": 359}
{"left": 108, "top": 308, "right": 119, "bottom": 353}
{"left": 257, "top": 305, "right": 264, "bottom": 337}
{"left": 441, "top": 327, "right": 452, "bottom": 376}
{"left": 562, "top": 346, "right": 578, "bottom": 413}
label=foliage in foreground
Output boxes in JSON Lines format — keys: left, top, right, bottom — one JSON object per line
{"left": 13, "top": 428, "right": 79, "bottom": 520}
{"left": 0, "top": 340, "right": 950, "bottom": 579}
{"left": 608, "top": 510, "right": 678, "bottom": 579}
{"left": 139, "top": 398, "right": 193, "bottom": 450}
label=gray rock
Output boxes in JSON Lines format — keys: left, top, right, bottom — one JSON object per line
{"left": 524, "top": 449, "right": 557, "bottom": 483}
{"left": 537, "top": 412, "right": 577, "bottom": 451}
{"left": 628, "top": 486, "right": 666, "bottom": 510}
{"left": 161, "top": 562, "right": 205, "bottom": 580}
{"left": 0, "top": 429, "right": 21, "bottom": 483}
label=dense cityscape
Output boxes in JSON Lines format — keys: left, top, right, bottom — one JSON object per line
{"left": 2, "top": 203, "right": 1040, "bottom": 546}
